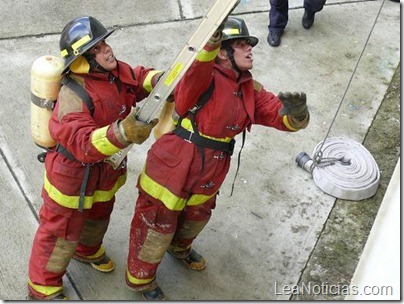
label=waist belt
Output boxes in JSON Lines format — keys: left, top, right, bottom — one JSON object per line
{"left": 173, "top": 126, "right": 235, "bottom": 155}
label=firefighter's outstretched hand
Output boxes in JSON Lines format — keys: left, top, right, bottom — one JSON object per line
{"left": 278, "top": 92, "right": 308, "bottom": 119}
{"left": 119, "top": 107, "right": 158, "bottom": 144}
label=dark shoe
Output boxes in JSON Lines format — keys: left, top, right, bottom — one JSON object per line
{"left": 125, "top": 276, "right": 168, "bottom": 301}
{"left": 302, "top": 9, "right": 315, "bottom": 29}
{"left": 267, "top": 31, "right": 283, "bottom": 47}
{"left": 142, "top": 286, "right": 167, "bottom": 301}
{"left": 168, "top": 247, "right": 206, "bottom": 270}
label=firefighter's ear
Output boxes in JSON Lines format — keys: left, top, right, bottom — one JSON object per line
{"left": 217, "top": 48, "right": 228, "bottom": 61}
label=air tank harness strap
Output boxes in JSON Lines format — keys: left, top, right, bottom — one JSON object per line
{"left": 173, "top": 80, "right": 233, "bottom": 173}
{"left": 61, "top": 76, "right": 95, "bottom": 115}
{"left": 56, "top": 144, "right": 92, "bottom": 212}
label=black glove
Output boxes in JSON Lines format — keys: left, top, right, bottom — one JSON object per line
{"left": 278, "top": 92, "right": 308, "bottom": 119}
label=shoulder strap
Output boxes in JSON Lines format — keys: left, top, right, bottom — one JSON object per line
{"left": 61, "top": 76, "right": 95, "bottom": 116}
{"left": 188, "top": 80, "right": 215, "bottom": 115}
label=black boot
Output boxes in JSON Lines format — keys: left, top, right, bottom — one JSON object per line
{"left": 142, "top": 286, "right": 167, "bottom": 301}
{"left": 267, "top": 31, "right": 283, "bottom": 47}
{"left": 302, "top": 9, "right": 315, "bottom": 29}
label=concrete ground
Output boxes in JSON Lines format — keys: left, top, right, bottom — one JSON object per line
{"left": 0, "top": 0, "right": 400, "bottom": 301}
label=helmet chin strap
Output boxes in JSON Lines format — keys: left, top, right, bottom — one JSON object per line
{"left": 83, "top": 53, "right": 111, "bottom": 74}
{"left": 224, "top": 46, "right": 242, "bottom": 73}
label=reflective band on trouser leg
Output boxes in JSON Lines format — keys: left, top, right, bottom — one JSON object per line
{"left": 28, "top": 279, "right": 64, "bottom": 300}
{"left": 127, "top": 192, "right": 178, "bottom": 287}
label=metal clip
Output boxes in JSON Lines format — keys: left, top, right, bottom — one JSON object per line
{"left": 214, "top": 152, "right": 225, "bottom": 159}
{"left": 226, "top": 125, "right": 240, "bottom": 131}
{"left": 201, "top": 181, "right": 215, "bottom": 189}
{"left": 184, "top": 132, "right": 194, "bottom": 143}
{"left": 233, "top": 90, "right": 243, "bottom": 97}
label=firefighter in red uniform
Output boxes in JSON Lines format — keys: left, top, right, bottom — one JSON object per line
{"left": 27, "top": 16, "right": 159, "bottom": 300}
{"left": 125, "top": 17, "right": 310, "bottom": 300}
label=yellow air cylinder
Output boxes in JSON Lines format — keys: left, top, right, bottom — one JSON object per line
{"left": 30, "top": 55, "right": 64, "bottom": 149}
{"left": 153, "top": 100, "right": 176, "bottom": 140}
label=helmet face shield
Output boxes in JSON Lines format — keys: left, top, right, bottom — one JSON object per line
{"left": 59, "top": 16, "right": 115, "bottom": 73}
{"left": 222, "top": 17, "right": 259, "bottom": 47}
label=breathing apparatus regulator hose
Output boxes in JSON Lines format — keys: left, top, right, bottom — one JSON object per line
{"left": 296, "top": 137, "right": 380, "bottom": 200}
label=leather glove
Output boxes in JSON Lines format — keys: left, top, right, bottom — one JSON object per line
{"left": 208, "top": 18, "right": 227, "bottom": 45}
{"left": 278, "top": 92, "right": 308, "bottom": 120}
{"left": 119, "top": 107, "right": 158, "bottom": 144}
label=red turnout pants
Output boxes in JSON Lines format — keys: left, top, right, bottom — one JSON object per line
{"left": 126, "top": 191, "right": 216, "bottom": 287}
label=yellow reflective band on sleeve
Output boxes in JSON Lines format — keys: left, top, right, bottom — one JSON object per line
{"left": 196, "top": 48, "right": 220, "bottom": 62}
{"left": 28, "top": 278, "right": 63, "bottom": 297}
{"left": 126, "top": 268, "right": 155, "bottom": 285}
{"left": 91, "top": 126, "right": 121, "bottom": 155}
{"left": 143, "top": 70, "right": 162, "bottom": 92}
{"left": 180, "top": 118, "right": 233, "bottom": 143}
{"left": 43, "top": 172, "right": 126, "bottom": 209}
{"left": 139, "top": 170, "right": 187, "bottom": 211}
{"left": 72, "top": 35, "right": 91, "bottom": 52}
{"left": 283, "top": 115, "right": 299, "bottom": 131}
{"left": 223, "top": 28, "right": 240, "bottom": 36}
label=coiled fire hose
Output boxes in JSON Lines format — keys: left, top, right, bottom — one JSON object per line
{"left": 295, "top": 0, "right": 385, "bottom": 200}
{"left": 296, "top": 137, "right": 380, "bottom": 200}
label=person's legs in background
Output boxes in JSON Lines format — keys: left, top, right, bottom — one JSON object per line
{"left": 267, "top": 0, "right": 289, "bottom": 46}
{"left": 302, "top": 0, "right": 326, "bottom": 29}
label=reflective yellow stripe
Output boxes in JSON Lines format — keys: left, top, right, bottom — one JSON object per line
{"left": 71, "top": 35, "right": 91, "bottom": 52}
{"left": 196, "top": 48, "right": 220, "bottom": 62}
{"left": 187, "top": 192, "right": 217, "bottom": 206}
{"left": 84, "top": 246, "right": 105, "bottom": 260}
{"left": 223, "top": 28, "right": 240, "bottom": 36}
{"left": 91, "top": 126, "right": 121, "bottom": 155}
{"left": 60, "top": 49, "right": 68, "bottom": 57}
{"left": 180, "top": 118, "right": 233, "bottom": 143}
{"left": 44, "top": 172, "right": 126, "bottom": 209}
{"left": 143, "top": 70, "right": 161, "bottom": 92}
{"left": 139, "top": 171, "right": 186, "bottom": 211}
{"left": 164, "top": 63, "right": 183, "bottom": 86}
{"left": 126, "top": 269, "right": 155, "bottom": 285}
{"left": 28, "top": 278, "right": 63, "bottom": 297}
{"left": 140, "top": 169, "right": 215, "bottom": 210}
{"left": 283, "top": 115, "right": 299, "bottom": 131}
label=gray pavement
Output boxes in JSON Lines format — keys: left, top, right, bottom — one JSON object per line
{"left": 0, "top": 0, "right": 400, "bottom": 300}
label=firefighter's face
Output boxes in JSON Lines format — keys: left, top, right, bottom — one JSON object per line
{"left": 88, "top": 40, "right": 117, "bottom": 71}
{"left": 230, "top": 39, "right": 253, "bottom": 71}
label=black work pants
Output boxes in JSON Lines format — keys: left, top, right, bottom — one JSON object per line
{"left": 268, "top": 0, "right": 326, "bottom": 32}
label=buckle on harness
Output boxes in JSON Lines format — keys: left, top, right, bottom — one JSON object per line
{"left": 184, "top": 131, "right": 194, "bottom": 143}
